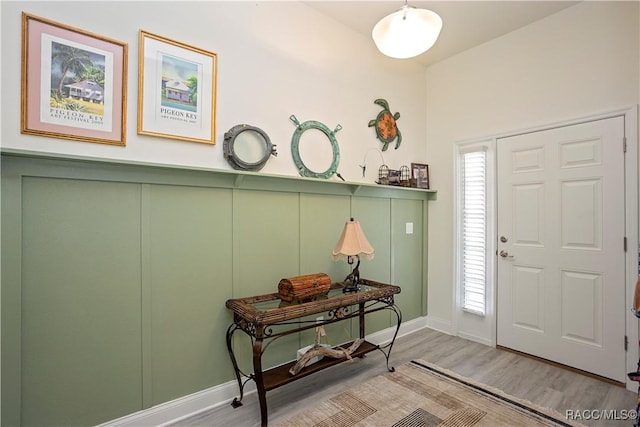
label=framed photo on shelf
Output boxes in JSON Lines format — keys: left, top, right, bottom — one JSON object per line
{"left": 21, "top": 13, "right": 127, "bottom": 146}
{"left": 138, "top": 30, "right": 217, "bottom": 144}
{"left": 411, "top": 163, "right": 430, "bottom": 189}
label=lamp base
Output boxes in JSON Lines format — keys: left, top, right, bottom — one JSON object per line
{"left": 342, "top": 257, "right": 361, "bottom": 293}
{"left": 342, "top": 280, "right": 359, "bottom": 293}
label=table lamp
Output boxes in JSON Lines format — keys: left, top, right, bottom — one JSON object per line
{"left": 332, "top": 218, "right": 375, "bottom": 292}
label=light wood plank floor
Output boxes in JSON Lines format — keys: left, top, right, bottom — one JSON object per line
{"left": 173, "top": 328, "right": 637, "bottom": 426}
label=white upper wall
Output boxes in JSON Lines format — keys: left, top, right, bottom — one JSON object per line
{"left": 0, "top": 1, "right": 428, "bottom": 184}
{"left": 4, "top": 1, "right": 637, "bottom": 331}
{"left": 425, "top": 1, "right": 639, "bottom": 327}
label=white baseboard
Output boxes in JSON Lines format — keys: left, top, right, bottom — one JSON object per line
{"left": 99, "top": 380, "right": 256, "bottom": 427}
{"left": 100, "top": 316, "right": 430, "bottom": 426}
{"left": 457, "top": 331, "right": 493, "bottom": 347}
{"left": 425, "top": 315, "right": 453, "bottom": 335}
{"left": 366, "top": 315, "right": 429, "bottom": 346}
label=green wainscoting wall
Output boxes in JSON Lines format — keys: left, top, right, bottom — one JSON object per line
{"left": 1, "top": 151, "right": 435, "bottom": 426}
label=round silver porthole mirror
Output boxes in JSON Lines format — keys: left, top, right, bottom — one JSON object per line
{"left": 223, "top": 124, "right": 277, "bottom": 171}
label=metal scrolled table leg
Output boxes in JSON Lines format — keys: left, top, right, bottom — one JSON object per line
{"left": 226, "top": 323, "right": 246, "bottom": 408}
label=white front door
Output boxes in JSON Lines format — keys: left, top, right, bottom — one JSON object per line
{"left": 496, "top": 116, "right": 626, "bottom": 382}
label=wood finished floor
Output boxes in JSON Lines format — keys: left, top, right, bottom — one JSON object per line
{"left": 173, "top": 328, "right": 637, "bottom": 426}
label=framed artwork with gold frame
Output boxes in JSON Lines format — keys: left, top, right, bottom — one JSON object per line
{"left": 138, "top": 30, "right": 217, "bottom": 144}
{"left": 21, "top": 12, "right": 127, "bottom": 146}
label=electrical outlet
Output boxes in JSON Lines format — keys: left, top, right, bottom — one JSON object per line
{"left": 406, "top": 222, "right": 414, "bottom": 234}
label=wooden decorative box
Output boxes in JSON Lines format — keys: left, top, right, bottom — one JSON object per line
{"left": 278, "top": 273, "right": 331, "bottom": 302}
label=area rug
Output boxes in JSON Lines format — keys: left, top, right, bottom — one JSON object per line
{"left": 275, "top": 359, "right": 580, "bottom": 427}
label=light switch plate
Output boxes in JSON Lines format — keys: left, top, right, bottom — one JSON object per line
{"left": 406, "top": 222, "right": 413, "bottom": 234}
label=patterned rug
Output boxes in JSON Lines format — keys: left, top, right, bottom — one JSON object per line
{"left": 275, "top": 359, "right": 580, "bottom": 427}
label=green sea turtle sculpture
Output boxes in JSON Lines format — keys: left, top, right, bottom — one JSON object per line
{"left": 368, "top": 98, "right": 401, "bottom": 151}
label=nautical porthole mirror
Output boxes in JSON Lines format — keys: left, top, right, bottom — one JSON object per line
{"left": 289, "top": 115, "right": 341, "bottom": 179}
{"left": 223, "top": 124, "right": 277, "bottom": 171}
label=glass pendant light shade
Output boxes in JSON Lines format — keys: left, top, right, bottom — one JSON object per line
{"left": 372, "top": 5, "right": 443, "bottom": 59}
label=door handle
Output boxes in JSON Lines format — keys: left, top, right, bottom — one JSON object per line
{"left": 499, "top": 250, "right": 514, "bottom": 259}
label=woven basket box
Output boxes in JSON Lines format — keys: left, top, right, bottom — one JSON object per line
{"left": 278, "top": 273, "right": 331, "bottom": 302}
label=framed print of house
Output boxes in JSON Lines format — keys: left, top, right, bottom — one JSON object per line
{"left": 21, "top": 12, "right": 127, "bottom": 145}
{"left": 137, "top": 30, "right": 218, "bottom": 144}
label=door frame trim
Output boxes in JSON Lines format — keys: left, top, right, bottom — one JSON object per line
{"left": 452, "top": 105, "right": 638, "bottom": 390}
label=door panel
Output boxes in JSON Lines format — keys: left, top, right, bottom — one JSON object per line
{"left": 497, "top": 116, "right": 625, "bottom": 382}
{"left": 511, "top": 265, "right": 544, "bottom": 332}
{"left": 560, "top": 270, "right": 602, "bottom": 346}
{"left": 513, "top": 183, "right": 544, "bottom": 246}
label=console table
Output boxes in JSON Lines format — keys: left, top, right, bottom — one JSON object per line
{"left": 225, "top": 278, "right": 402, "bottom": 426}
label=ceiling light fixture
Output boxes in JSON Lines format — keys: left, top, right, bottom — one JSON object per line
{"left": 372, "top": 1, "right": 443, "bottom": 59}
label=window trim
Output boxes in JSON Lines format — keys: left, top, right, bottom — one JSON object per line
{"left": 460, "top": 147, "right": 487, "bottom": 315}
{"left": 453, "top": 139, "right": 496, "bottom": 323}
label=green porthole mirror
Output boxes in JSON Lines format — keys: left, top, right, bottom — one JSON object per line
{"left": 223, "top": 124, "right": 277, "bottom": 171}
{"left": 289, "top": 115, "right": 341, "bottom": 179}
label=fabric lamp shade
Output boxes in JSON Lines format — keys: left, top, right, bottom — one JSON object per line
{"left": 372, "top": 5, "right": 443, "bottom": 59}
{"left": 332, "top": 220, "right": 375, "bottom": 261}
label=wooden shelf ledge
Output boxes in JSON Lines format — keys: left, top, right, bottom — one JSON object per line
{"left": 262, "top": 340, "right": 378, "bottom": 391}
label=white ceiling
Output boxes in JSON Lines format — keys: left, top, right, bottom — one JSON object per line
{"left": 303, "top": 1, "right": 580, "bottom": 66}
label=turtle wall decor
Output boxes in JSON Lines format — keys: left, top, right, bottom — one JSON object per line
{"left": 368, "top": 98, "right": 402, "bottom": 151}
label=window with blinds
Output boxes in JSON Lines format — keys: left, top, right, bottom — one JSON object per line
{"left": 461, "top": 149, "right": 487, "bottom": 315}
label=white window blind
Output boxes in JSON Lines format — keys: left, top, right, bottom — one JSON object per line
{"left": 461, "top": 149, "right": 487, "bottom": 315}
